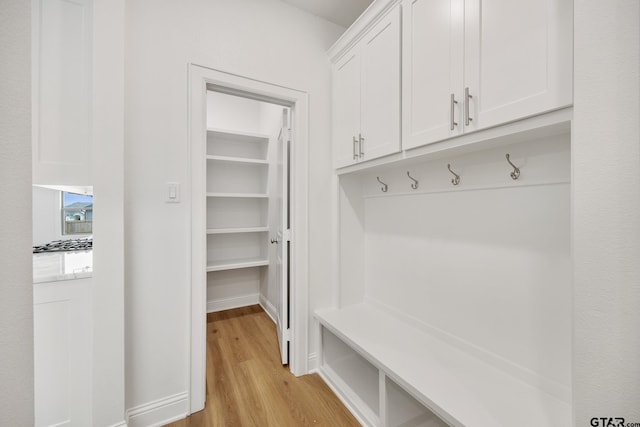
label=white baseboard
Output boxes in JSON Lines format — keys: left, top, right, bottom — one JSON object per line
{"left": 126, "top": 392, "right": 189, "bottom": 427}
{"left": 106, "top": 422, "right": 128, "bottom": 427}
{"left": 207, "top": 293, "right": 260, "bottom": 313}
{"left": 258, "top": 295, "right": 277, "bottom": 324}
{"left": 307, "top": 352, "right": 318, "bottom": 372}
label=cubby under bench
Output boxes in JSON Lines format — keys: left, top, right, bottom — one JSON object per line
{"left": 316, "top": 303, "right": 571, "bottom": 427}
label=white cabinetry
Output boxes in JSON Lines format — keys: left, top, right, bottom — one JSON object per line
{"left": 323, "top": 1, "right": 574, "bottom": 424}
{"left": 34, "top": 278, "right": 92, "bottom": 427}
{"left": 32, "top": 0, "right": 93, "bottom": 186}
{"left": 205, "top": 129, "right": 270, "bottom": 311}
{"left": 402, "top": 0, "right": 573, "bottom": 150}
{"left": 332, "top": 3, "right": 401, "bottom": 168}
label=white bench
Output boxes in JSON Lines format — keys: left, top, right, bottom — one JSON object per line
{"left": 316, "top": 303, "right": 571, "bottom": 427}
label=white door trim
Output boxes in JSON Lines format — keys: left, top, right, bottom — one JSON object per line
{"left": 188, "top": 64, "right": 310, "bottom": 413}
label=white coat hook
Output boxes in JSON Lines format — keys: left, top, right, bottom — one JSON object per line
{"left": 376, "top": 176, "right": 388, "bottom": 193}
{"left": 447, "top": 164, "right": 460, "bottom": 186}
{"left": 505, "top": 154, "right": 520, "bottom": 180}
{"left": 407, "top": 171, "right": 419, "bottom": 190}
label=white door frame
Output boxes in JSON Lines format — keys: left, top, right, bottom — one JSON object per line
{"left": 188, "top": 64, "right": 309, "bottom": 413}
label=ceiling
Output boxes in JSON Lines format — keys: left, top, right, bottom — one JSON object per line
{"left": 280, "top": 0, "right": 374, "bottom": 28}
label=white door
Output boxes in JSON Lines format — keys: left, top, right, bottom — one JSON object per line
{"left": 402, "top": 0, "right": 464, "bottom": 149}
{"left": 360, "top": 3, "right": 402, "bottom": 161}
{"left": 463, "top": 0, "right": 573, "bottom": 131}
{"left": 275, "top": 108, "right": 291, "bottom": 365}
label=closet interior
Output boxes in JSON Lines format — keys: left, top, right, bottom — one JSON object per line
{"left": 204, "top": 91, "right": 286, "bottom": 316}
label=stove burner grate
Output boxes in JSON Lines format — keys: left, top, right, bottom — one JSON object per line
{"left": 33, "top": 238, "right": 93, "bottom": 253}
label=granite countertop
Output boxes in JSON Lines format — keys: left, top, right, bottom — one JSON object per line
{"left": 33, "top": 250, "right": 93, "bottom": 284}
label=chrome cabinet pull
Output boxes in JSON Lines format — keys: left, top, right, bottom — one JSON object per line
{"left": 359, "top": 133, "right": 364, "bottom": 158}
{"left": 465, "top": 87, "right": 473, "bottom": 126}
{"left": 353, "top": 136, "right": 358, "bottom": 160}
{"left": 450, "top": 93, "right": 458, "bottom": 131}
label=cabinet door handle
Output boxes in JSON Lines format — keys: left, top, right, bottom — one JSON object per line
{"left": 465, "top": 87, "right": 473, "bottom": 126}
{"left": 359, "top": 133, "right": 364, "bottom": 158}
{"left": 353, "top": 136, "right": 358, "bottom": 160}
{"left": 450, "top": 93, "right": 458, "bottom": 131}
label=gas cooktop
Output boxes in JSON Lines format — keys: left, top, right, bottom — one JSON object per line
{"left": 33, "top": 238, "right": 93, "bottom": 253}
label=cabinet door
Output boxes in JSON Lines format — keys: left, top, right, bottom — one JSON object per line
{"left": 402, "top": 0, "right": 464, "bottom": 150}
{"left": 360, "top": 5, "right": 401, "bottom": 161}
{"left": 34, "top": 279, "right": 92, "bottom": 427}
{"left": 333, "top": 50, "right": 361, "bottom": 168}
{"left": 33, "top": 0, "right": 93, "bottom": 186}
{"left": 464, "top": 0, "right": 573, "bottom": 131}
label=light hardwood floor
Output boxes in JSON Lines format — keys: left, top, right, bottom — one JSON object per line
{"left": 165, "top": 305, "right": 359, "bottom": 427}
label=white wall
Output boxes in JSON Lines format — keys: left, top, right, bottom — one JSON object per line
{"left": 124, "top": 0, "right": 344, "bottom": 418}
{"left": 32, "top": 186, "right": 63, "bottom": 246}
{"left": 91, "top": 0, "right": 126, "bottom": 425}
{"left": 359, "top": 136, "right": 572, "bottom": 401}
{"left": 573, "top": 0, "right": 640, "bottom": 424}
{"left": 207, "top": 91, "right": 262, "bottom": 133}
{"left": 0, "top": 0, "right": 34, "bottom": 425}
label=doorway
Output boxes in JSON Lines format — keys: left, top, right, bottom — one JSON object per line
{"left": 189, "top": 65, "right": 310, "bottom": 414}
{"left": 204, "top": 90, "right": 290, "bottom": 365}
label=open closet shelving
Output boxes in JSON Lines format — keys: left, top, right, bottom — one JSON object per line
{"left": 205, "top": 128, "right": 270, "bottom": 274}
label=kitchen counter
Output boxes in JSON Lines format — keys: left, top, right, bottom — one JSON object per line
{"left": 33, "top": 250, "right": 93, "bottom": 283}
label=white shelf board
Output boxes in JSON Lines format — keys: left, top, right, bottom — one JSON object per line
{"left": 206, "top": 192, "right": 268, "bottom": 198}
{"left": 206, "top": 227, "right": 268, "bottom": 234}
{"left": 206, "top": 155, "right": 268, "bottom": 165}
{"left": 315, "top": 303, "right": 571, "bottom": 427}
{"left": 206, "top": 257, "right": 269, "bottom": 272}
{"left": 206, "top": 127, "right": 270, "bottom": 141}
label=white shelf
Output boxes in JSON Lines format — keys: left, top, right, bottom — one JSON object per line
{"left": 206, "top": 257, "right": 269, "bottom": 272}
{"left": 206, "top": 155, "right": 268, "bottom": 165}
{"left": 206, "top": 227, "right": 268, "bottom": 234}
{"left": 316, "top": 303, "right": 571, "bottom": 427}
{"left": 206, "top": 128, "right": 270, "bottom": 160}
{"left": 206, "top": 127, "right": 270, "bottom": 141}
{"left": 206, "top": 192, "right": 268, "bottom": 198}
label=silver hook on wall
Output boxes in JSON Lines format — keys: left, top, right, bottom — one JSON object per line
{"left": 407, "top": 171, "right": 419, "bottom": 190}
{"left": 447, "top": 164, "right": 460, "bottom": 186}
{"left": 505, "top": 154, "right": 521, "bottom": 180}
{"left": 376, "top": 176, "right": 388, "bottom": 193}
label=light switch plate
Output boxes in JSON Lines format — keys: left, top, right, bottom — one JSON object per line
{"left": 166, "top": 182, "right": 180, "bottom": 203}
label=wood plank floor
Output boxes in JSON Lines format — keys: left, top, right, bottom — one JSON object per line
{"left": 165, "top": 305, "right": 359, "bottom": 427}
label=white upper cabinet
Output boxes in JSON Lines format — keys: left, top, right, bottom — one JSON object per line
{"left": 402, "top": 0, "right": 464, "bottom": 147}
{"left": 464, "top": 0, "right": 573, "bottom": 131}
{"left": 360, "top": 7, "right": 402, "bottom": 163}
{"left": 332, "top": 4, "right": 401, "bottom": 168}
{"left": 402, "top": 0, "right": 573, "bottom": 150}
{"left": 333, "top": 51, "right": 362, "bottom": 168}
{"left": 33, "top": 0, "right": 93, "bottom": 185}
